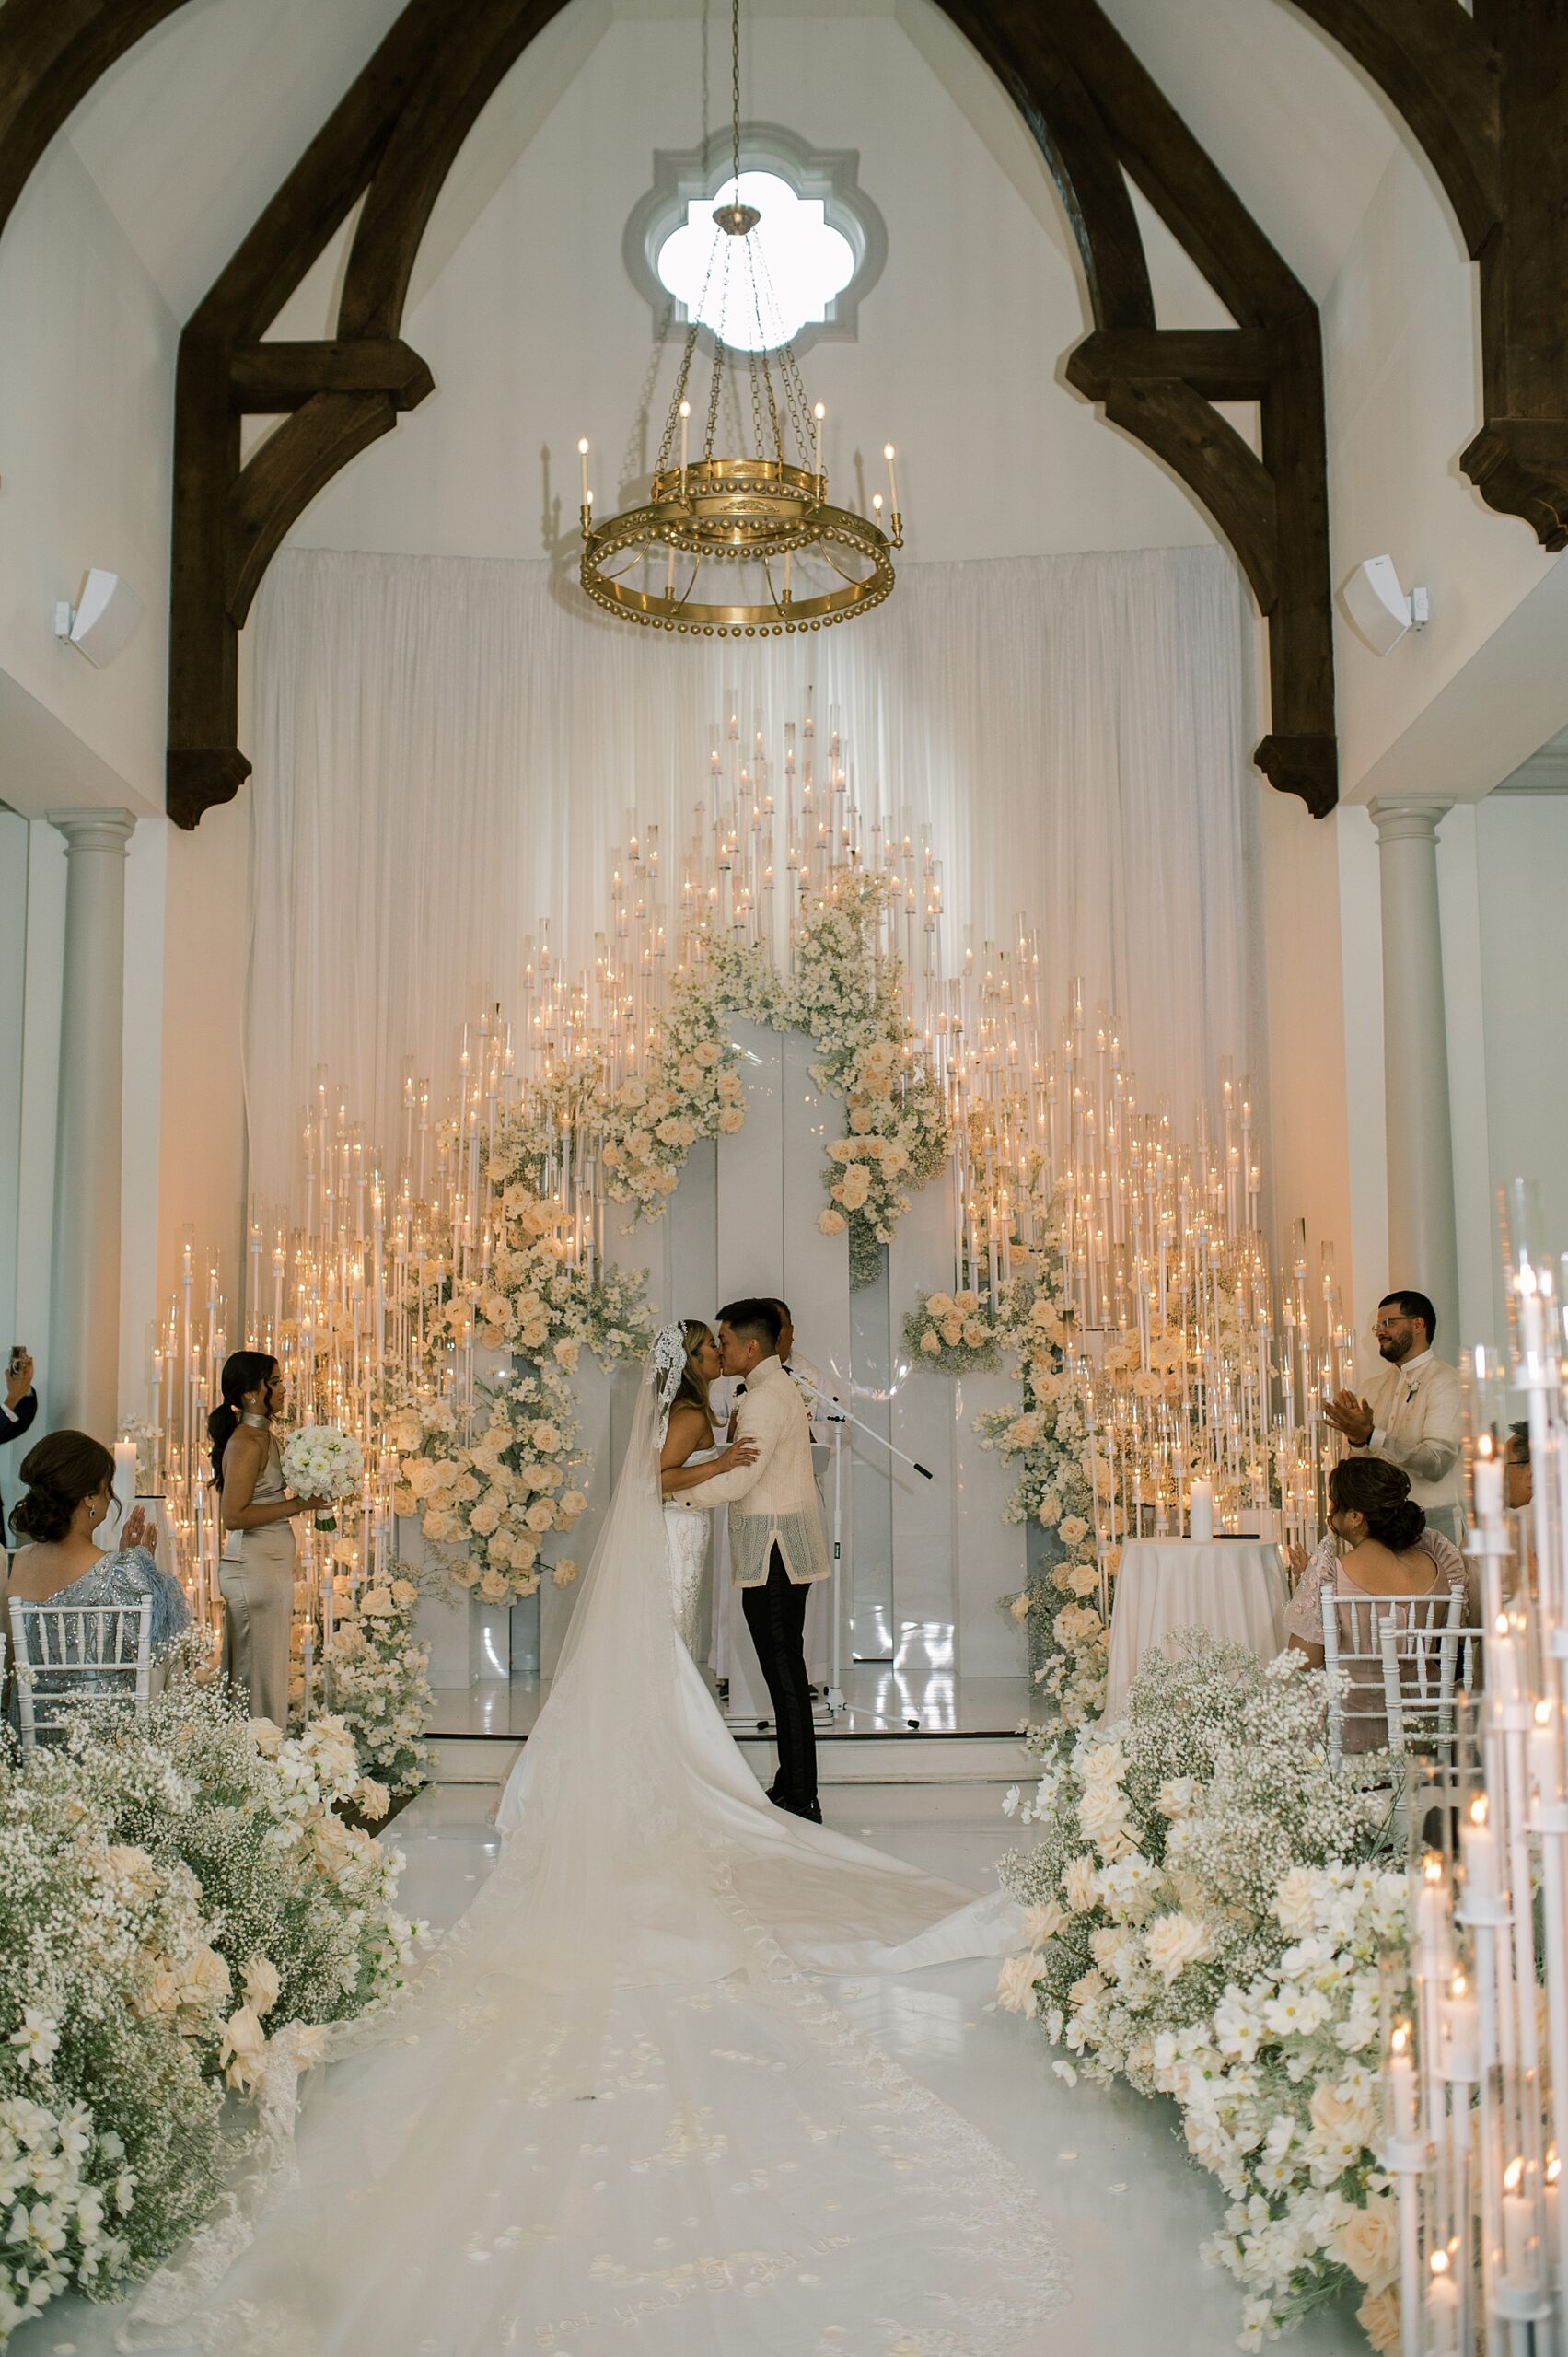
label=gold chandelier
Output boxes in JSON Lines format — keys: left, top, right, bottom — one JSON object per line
{"left": 577, "top": 0, "right": 900, "bottom": 638}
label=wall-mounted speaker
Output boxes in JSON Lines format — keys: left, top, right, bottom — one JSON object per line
{"left": 53, "top": 569, "right": 145, "bottom": 668}
{"left": 1339, "top": 554, "right": 1430, "bottom": 657}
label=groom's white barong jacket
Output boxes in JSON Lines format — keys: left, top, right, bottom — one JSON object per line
{"left": 676, "top": 1353, "right": 830, "bottom": 1586}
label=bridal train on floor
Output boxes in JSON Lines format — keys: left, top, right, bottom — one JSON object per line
{"left": 88, "top": 1334, "right": 1069, "bottom": 2355}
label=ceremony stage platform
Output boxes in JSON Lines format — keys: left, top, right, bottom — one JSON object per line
{"left": 426, "top": 1665, "right": 1040, "bottom": 1788}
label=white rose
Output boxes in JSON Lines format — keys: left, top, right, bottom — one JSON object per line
{"left": 241, "top": 1956, "right": 281, "bottom": 2017}
{"left": 1331, "top": 2196, "right": 1398, "bottom": 2287}
{"left": 1142, "top": 1911, "right": 1214, "bottom": 1983}
{"left": 995, "top": 1955, "right": 1040, "bottom": 2017}
{"left": 1272, "top": 1864, "right": 1322, "bottom": 1937}
{"left": 1156, "top": 1777, "right": 1198, "bottom": 1820}
{"left": 552, "top": 1558, "right": 579, "bottom": 1588}
{"left": 220, "top": 2005, "right": 269, "bottom": 2096}
{"left": 1078, "top": 1782, "right": 1130, "bottom": 1843}
{"left": 1063, "top": 1855, "right": 1099, "bottom": 1912}
{"left": 1021, "top": 1900, "right": 1067, "bottom": 1948}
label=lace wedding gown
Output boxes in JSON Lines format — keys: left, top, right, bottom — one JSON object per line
{"left": 99, "top": 1337, "right": 1067, "bottom": 2357}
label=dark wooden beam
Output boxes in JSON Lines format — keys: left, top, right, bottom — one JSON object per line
{"left": 1070, "top": 328, "right": 1275, "bottom": 402}
{"left": 928, "top": 0, "right": 1154, "bottom": 332}
{"left": 229, "top": 339, "right": 434, "bottom": 411}
{"left": 967, "top": 0, "right": 1338, "bottom": 809}
{"left": 165, "top": 0, "right": 563, "bottom": 826}
{"left": 1275, "top": 0, "right": 1501, "bottom": 259}
{"left": 0, "top": 0, "right": 187, "bottom": 241}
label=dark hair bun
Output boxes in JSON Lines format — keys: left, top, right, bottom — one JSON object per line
{"left": 1330, "top": 1454, "right": 1427, "bottom": 1552}
{"left": 9, "top": 1431, "right": 116, "bottom": 1543}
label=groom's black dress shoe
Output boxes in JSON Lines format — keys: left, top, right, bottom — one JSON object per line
{"left": 772, "top": 1794, "right": 821, "bottom": 1824}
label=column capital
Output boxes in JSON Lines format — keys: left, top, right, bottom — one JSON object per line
{"left": 49, "top": 807, "right": 136, "bottom": 855}
{"left": 1367, "top": 796, "right": 1451, "bottom": 845}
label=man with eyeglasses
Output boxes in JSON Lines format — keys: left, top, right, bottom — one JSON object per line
{"left": 1322, "top": 1288, "right": 1464, "bottom": 1544}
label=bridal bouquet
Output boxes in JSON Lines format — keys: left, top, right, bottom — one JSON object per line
{"left": 281, "top": 1424, "right": 364, "bottom": 1531}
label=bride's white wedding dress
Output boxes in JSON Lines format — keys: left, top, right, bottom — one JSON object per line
{"left": 662, "top": 1435, "right": 723, "bottom": 1656}
{"left": 96, "top": 1335, "right": 1067, "bottom": 2356}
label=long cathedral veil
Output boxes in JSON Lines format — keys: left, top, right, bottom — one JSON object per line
{"left": 89, "top": 1332, "right": 1066, "bottom": 2356}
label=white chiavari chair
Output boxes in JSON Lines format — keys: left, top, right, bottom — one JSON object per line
{"left": 6, "top": 1596, "right": 153, "bottom": 1755}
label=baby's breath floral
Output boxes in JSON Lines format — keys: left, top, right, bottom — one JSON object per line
{"left": 0, "top": 1668, "right": 412, "bottom": 2344}
{"left": 994, "top": 1633, "right": 1401, "bottom": 2347}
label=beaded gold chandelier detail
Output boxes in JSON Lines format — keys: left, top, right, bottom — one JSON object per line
{"left": 577, "top": 0, "right": 900, "bottom": 639}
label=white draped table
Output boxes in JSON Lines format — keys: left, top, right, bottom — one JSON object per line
{"left": 1105, "top": 1538, "right": 1289, "bottom": 1720}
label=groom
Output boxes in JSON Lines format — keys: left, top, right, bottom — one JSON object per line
{"left": 679, "top": 1296, "right": 829, "bottom": 1822}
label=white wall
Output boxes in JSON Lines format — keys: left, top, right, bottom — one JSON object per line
{"left": 1323, "top": 140, "right": 1565, "bottom": 804}
{"left": 0, "top": 138, "right": 174, "bottom": 815}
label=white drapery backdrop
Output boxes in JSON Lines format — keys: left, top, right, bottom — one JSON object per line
{"left": 247, "top": 543, "right": 1264, "bottom": 1207}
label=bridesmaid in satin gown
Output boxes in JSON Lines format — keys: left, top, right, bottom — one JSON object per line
{"left": 210, "top": 1350, "right": 324, "bottom": 1724}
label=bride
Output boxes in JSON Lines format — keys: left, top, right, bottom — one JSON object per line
{"left": 104, "top": 1326, "right": 1068, "bottom": 2356}
{"left": 652, "top": 1318, "right": 752, "bottom": 1657}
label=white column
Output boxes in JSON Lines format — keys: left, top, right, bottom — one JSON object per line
{"left": 49, "top": 809, "right": 135, "bottom": 1435}
{"left": 1367, "top": 798, "right": 1459, "bottom": 1345}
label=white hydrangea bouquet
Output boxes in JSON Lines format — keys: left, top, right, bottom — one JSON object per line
{"left": 281, "top": 1423, "right": 365, "bottom": 1531}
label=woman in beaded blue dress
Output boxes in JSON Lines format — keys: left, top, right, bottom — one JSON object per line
{"left": 4, "top": 1429, "right": 189, "bottom": 1726}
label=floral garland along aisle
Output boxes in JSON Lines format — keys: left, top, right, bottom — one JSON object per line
{"left": 903, "top": 1187, "right": 1409, "bottom": 2350}
{"left": 0, "top": 1663, "right": 415, "bottom": 2349}
{"left": 993, "top": 1636, "right": 1409, "bottom": 2353}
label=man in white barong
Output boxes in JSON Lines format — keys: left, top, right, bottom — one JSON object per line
{"left": 679, "top": 1296, "right": 830, "bottom": 1821}
{"left": 1323, "top": 1287, "right": 1465, "bottom": 1545}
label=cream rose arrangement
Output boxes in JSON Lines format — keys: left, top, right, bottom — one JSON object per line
{"left": 398, "top": 1368, "right": 587, "bottom": 1603}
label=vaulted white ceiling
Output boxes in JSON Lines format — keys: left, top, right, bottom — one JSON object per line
{"left": 61, "top": 0, "right": 1412, "bottom": 328}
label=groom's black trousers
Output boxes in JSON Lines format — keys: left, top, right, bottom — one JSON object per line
{"left": 743, "top": 1545, "right": 818, "bottom": 1807}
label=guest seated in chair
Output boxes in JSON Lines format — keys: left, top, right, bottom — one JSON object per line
{"left": 4, "top": 1430, "right": 190, "bottom": 1725}
{"left": 1283, "top": 1457, "right": 1465, "bottom": 1751}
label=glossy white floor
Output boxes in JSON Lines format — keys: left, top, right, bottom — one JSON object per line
{"left": 379, "top": 1777, "right": 1363, "bottom": 2357}
{"left": 16, "top": 1778, "right": 1363, "bottom": 2357}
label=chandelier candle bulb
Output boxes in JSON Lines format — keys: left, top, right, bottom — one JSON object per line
{"left": 884, "top": 441, "right": 899, "bottom": 512}
{"left": 814, "top": 401, "right": 824, "bottom": 482}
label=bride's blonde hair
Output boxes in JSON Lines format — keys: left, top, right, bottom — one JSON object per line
{"left": 672, "top": 1318, "right": 714, "bottom": 1426}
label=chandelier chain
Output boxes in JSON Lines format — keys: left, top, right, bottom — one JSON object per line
{"left": 731, "top": 0, "right": 742, "bottom": 197}
{"left": 579, "top": 0, "right": 900, "bottom": 633}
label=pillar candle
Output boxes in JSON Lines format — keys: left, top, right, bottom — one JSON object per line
{"left": 1188, "top": 1477, "right": 1214, "bottom": 1544}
